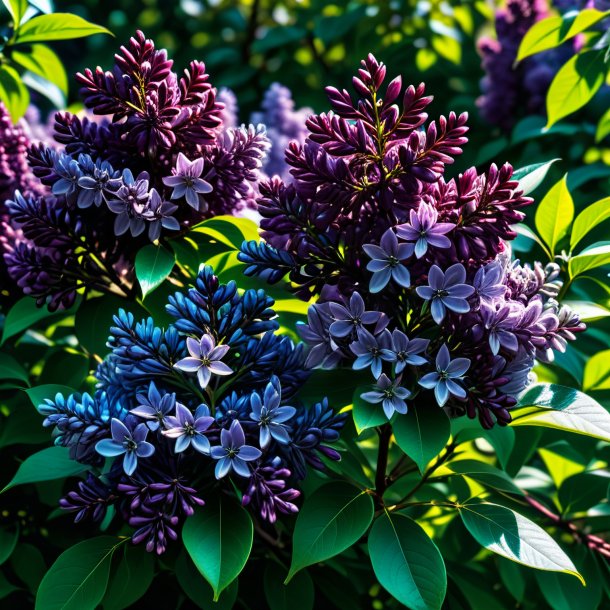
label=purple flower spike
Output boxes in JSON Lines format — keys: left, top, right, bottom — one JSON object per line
{"left": 162, "top": 152, "right": 213, "bottom": 211}
{"left": 95, "top": 419, "right": 155, "bottom": 476}
{"left": 130, "top": 381, "right": 176, "bottom": 431}
{"left": 396, "top": 204, "right": 455, "bottom": 259}
{"left": 391, "top": 329, "right": 429, "bottom": 374}
{"left": 416, "top": 263, "right": 475, "bottom": 324}
{"left": 419, "top": 344, "right": 470, "bottom": 407}
{"left": 329, "top": 291, "right": 383, "bottom": 338}
{"left": 163, "top": 402, "right": 214, "bottom": 454}
{"left": 174, "top": 333, "right": 233, "bottom": 388}
{"left": 210, "top": 420, "right": 262, "bottom": 479}
{"left": 249, "top": 376, "right": 296, "bottom": 448}
{"left": 361, "top": 373, "right": 410, "bottom": 419}
{"left": 363, "top": 228, "right": 413, "bottom": 293}
{"left": 349, "top": 328, "right": 395, "bottom": 379}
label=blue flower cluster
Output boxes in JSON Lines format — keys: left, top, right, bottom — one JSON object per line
{"left": 39, "top": 266, "right": 346, "bottom": 554}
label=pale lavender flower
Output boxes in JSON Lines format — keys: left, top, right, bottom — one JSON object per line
{"left": 95, "top": 419, "right": 155, "bottom": 476}
{"left": 163, "top": 402, "right": 214, "bottom": 454}
{"left": 479, "top": 302, "right": 520, "bottom": 355}
{"left": 106, "top": 169, "right": 152, "bottom": 237}
{"left": 361, "top": 373, "right": 410, "bottom": 419}
{"left": 249, "top": 376, "right": 296, "bottom": 448}
{"left": 130, "top": 381, "right": 176, "bottom": 431}
{"left": 298, "top": 303, "right": 342, "bottom": 369}
{"left": 147, "top": 188, "right": 180, "bottom": 242}
{"left": 419, "top": 344, "right": 470, "bottom": 407}
{"left": 416, "top": 263, "right": 474, "bottom": 324}
{"left": 174, "top": 334, "right": 233, "bottom": 388}
{"left": 350, "top": 328, "right": 395, "bottom": 379}
{"left": 396, "top": 204, "right": 455, "bottom": 258}
{"left": 391, "top": 329, "right": 429, "bottom": 374}
{"left": 162, "top": 152, "right": 212, "bottom": 211}
{"left": 473, "top": 261, "right": 506, "bottom": 304}
{"left": 329, "top": 291, "right": 384, "bottom": 338}
{"left": 210, "top": 420, "right": 262, "bottom": 478}
{"left": 363, "top": 228, "right": 413, "bottom": 293}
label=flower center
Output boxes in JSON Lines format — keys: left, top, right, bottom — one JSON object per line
{"left": 184, "top": 423, "right": 196, "bottom": 436}
{"left": 227, "top": 447, "right": 239, "bottom": 458}
{"left": 184, "top": 177, "right": 194, "bottom": 187}
{"left": 387, "top": 255, "right": 399, "bottom": 267}
{"left": 201, "top": 357, "right": 211, "bottom": 366}
{"left": 433, "top": 289, "right": 448, "bottom": 298}
{"left": 124, "top": 437, "right": 137, "bottom": 451}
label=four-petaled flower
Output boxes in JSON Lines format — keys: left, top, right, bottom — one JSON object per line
{"left": 210, "top": 420, "right": 262, "bottom": 478}
{"left": 249, "top": 376, "right": 296, "bottom": 448}
{"left": 350, "top": 328, "right": 395, "bottom": 379}
{"left": 174, "top": 334, "right": 233, "bottom": 388}
{"left": 419, "top": 344, "right": 470, "bottom": 407}
{"left": 95, "top": 419, "right": 155, "bottom": 476}
{"left": 329, "top": 292, "right": 384, "bottom": 338}
{"left": 130, "top": 381, "right": 175, "bottom": 431}
{"left": 363, "top": 228, "right": 413, "bottom": 293}
{"left": 416, "top": 263, "right": 474, "bottom": 324}
{"left": 361, "top": 373, "right": 411, "bottom": 419}
{"left": 163, "top": 402, "right": 214, "bottom": 454}
{"left": 391, "top": 329, "right": 429, "bottom": 374}
{"left": 396, "top": 203, "right": 455, "bottom": 259}
{"left": 162, "top": 152, "right": 213, "bottom": 211}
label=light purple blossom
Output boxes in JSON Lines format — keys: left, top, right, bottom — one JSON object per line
{"left": 130, "top": 381, "right": 175, "bottom": 431}
{"left": 163, "top": 402, "right": 214, "bottom": 454}
{"left": 329, "top": 291, "right": 385, "bottom": 338}
{"left": 391, "top": 329, "right": 429, "bottom": 374}
{"left": 174, "top": 334, "right": 233, "bottom": 388}
{"left": 210, "top": 420, "right": 262, "bottom": 479}
{"left": 419, "top": 344, "right": 470, "bottom": 407}
{"left": 361, "top": 373, "right": 411, "bottom": 419}
{"left": 350, "top": 328, "right": 395, "bottom": 379}
{"left": 473, "top": 261, "right": 506, "bottom": 304}
{"left": 162, "top": 152, "right": 212, "bottom": 211}
{"left": 479, "top": 302, "right": 520, "bottom": 355}
{"left": 298, "top": 303, "right": 342, "bottom": 369}
{"left": 106, "top": 169, "right": 152, "bottom": 237}
{"left": 416, "top": 263, "right": 475, "bottom": 324}
{"left": 249, "top": 376, "right": 296, "bottom": 448}
{"left": 363, "top": 228, "right": 413, "bottom": 293}
{"left": 396, "top": 204, "right": 455, "bottom": 258}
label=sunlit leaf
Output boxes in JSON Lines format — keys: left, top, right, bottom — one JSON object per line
{"left": 0, "top": 64, "right": 29, "bottom": 122}
{"left": 570, "top": 197, "right": 610, "bottom": 251}
{"left": 135, "top": 244, "right": 175, "bottom": 298}
{"left": 512, "top": 158, "right": 560, "bottom": 196}
{"left": 534, "top": 175, "right": 573, "bottom": 255}
{"left": 12, "top": 44, "right": 68, "bottom": 95}
{"left": 15, "top": 13, "right": 112, "bottom": 44}
{"left": 569, "top": 241, "right": 610, "bottom": 278}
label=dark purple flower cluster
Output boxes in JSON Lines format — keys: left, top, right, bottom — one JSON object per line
{"left": 38, "top": 266, "right": 345, "bottom": 553}
{"left": 3, "top": 31, "right": 270, "bottom": 310}
{"left": 239, "top": 54, "right": 584, "bottom": 428}
{"left": 478, "top": 0, "right": 575, "bottom": 131}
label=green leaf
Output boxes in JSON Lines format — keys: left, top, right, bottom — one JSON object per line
{"left": 0, "top": 527, "right": 18, "bottom": 565}
{"left": 512, "top": 159, "right": 560, "bottom": 196}
{"left": 191, "top": 215, "right": 259, "bottom": 250}
{"left": 175, "top": 551, "right": 238, "bottom": 610}
{"left": 1, "top": 0, "right": 27, "bottom": 25}
{"left": 0, "top": 353, "right": 28, "bottom": 384}
{"left": 135, "top": 244, "right": 175, "bottom": 298}
{"left": 517, "top": 16, "right": 564, "bottom": 61}
{"left": 287, "top": 482, "right": 374, "bottom": 581}
{"left": 570, "top": 197, "right": 610, "bottom": 251}
{"left": 596, "top": 106, "right": 610, "bottom": 142}
{"left": 101, "top": 545, "right": 154, "bottom": 610}
{"left": 12, "top": 44, "right": 68, "bottom": 95}
{"left": 569, "top": 241, "right": 610, "bottom": 278}
{"left": 25, "top": 384, "right": 76, "bottom": 409}
{"left": 15, "top": 13, "right": 112, "bottom": 44}
{"left": 0, "top": 405, "right": 49, "bottom": 449}
{"left": 10, "top": 543, "right": 46, "bottom": 594}
{"left": 368, "top": 512, "right": 446, "bottom": 610}
{"left": 2, "top": 446, "right": 87, "bottom": 492}
{"left": 583, "top": 349, "right": 610, "bottom": 391}
{"left": 447, "top": 460, "right": 523, "bottom": 495}
{"left": 0, "top": 64, "right": 29, "bottom": 122}
{"left": 562, "top": 300, "right": 610, "bottom": 323}
{"left": 512, "top": 383, "right": 610, "bottom": 442}
{"left": 352, "top": 389, "right": 386, "bottom": 434}
{"left": 460, "top": 502, "right": 582, "bottom": 582}
{"left": 264, "top": 564, "right": 314, "bottom": 610}
{"left": 36, "top": 537, "right": 124, "bottom": 610}
{"left": 393, "top": 405, "right": 450, "bottom": 474}
{"left": 534, "top": 175, "right": 573, "bottom": 255}
{"left": 546, "top": 51, "right": 605, "bottom": 128}
{"left": 481, "top": 425, "right": 516, "bottom": 471}
{"left": 558, "top": 471, "right": 610, "bottom": 514}
{"left": 182, "top": 496, "right": 253, "bottom": 601}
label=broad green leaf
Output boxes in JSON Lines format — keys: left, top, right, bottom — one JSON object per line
{"left": 563, "top": 9, "right": 610, "bottom": 38}
{"left": 512, "top": 383, "right": 610, "bottom": 443}
{"left": 558, "top": 471, "right": 610, "bottom": 514}
{"left": 481, "top": 425, "right": 515, "bottom": 471}
{"left": 0, "top": 64, "right": 29, "bottom": 122}
{"left": 191, "top": 215, "right": 259, "bottom": 250}
{"left": 2, "top": 446, "right": 86, "bottom": 492}
{"left": 596, "top": 106, "right": 610, "bottom": 142}
{"left": 447, "top": 459, "right": 522, "bottom": 495}
{"left": 517, "top": 16, "right": 564, "bottom": 61}
{"left": 1, "top": 0, "right": 27, "bottom": 24}
{"left": 15, "top": 13, "right": 112, "bottom": 44}
{"left": 369, "top": 512, "right": 446, "bottom": 610}
{"left": 0, "top": 353, "right": 29, "bottom": 383}
{"left": 135, "top": 244, "right": 175, "bottom": 298}
{"left": 393, "top": 405, "right": 450, "bottom": 474}
{"left": 264, "top": 564, "right": 314, "bottom": 610}
{"left": 287, "top": 482, "right": 374, "bottom": 581}
{"left": 182, "top": 496, "right": 253, "bottom": 601}
{"left": 36, "top": 537, "right": 124, "bottom": 610}
{"left": 25, "top": 384, "right": 75, "bottom": 410}
{"left": 583, "top": 349, "right": 610, "bottom": 391}
{"left": 12, "top": 44, "right": 68, "bottom": 95}
{"left": 497, "top": 557, "right": 526, "bottom": 603}
{"left": 538, "top": 443, "right": 586, "bottom": 488}
{"left": 562, "top": 300, "right": 610, "bottom": 322}
{"left": 352, "top": 389, "right": 386, "bottom": 434}
{"left": 460, "top": 502, "right": 582, "bottom": 582}
{"left": 546, "top": 51, "right": 605, "bottom": 128}
{"left": 570, "top": 197, "right": 610, "bottom": 251}
{"left": 10, "top": 543, "right": 46, "bottom": 594}
{"left": 569, "top": 241, "right": 610, "bottom": 278}
{"left": 175, "top": 551, "right": 238, "bottom": 609}
{"left": 512, "top": 159, "right": 560, "bottom": 196}
{"left": 101, "top": 545, "right": 154, "bottom": 610}
{"left": 534, "top": 175, "right": 573, "bottom": 255}
{"left": 0, "top": 527, "right": 18, "bottom": 565}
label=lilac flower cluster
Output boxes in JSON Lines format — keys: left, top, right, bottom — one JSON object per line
{"left": 239, "top": 54, "right": 584, "bottom": 428}
{"left": 38, "top": 266, "right": 345, "bottom": 554}
{"left": 2, "top": 31, "right": 270, "bottom": 310}
{"left": 478, "top": 0, "right": 575, "bottom": 131}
